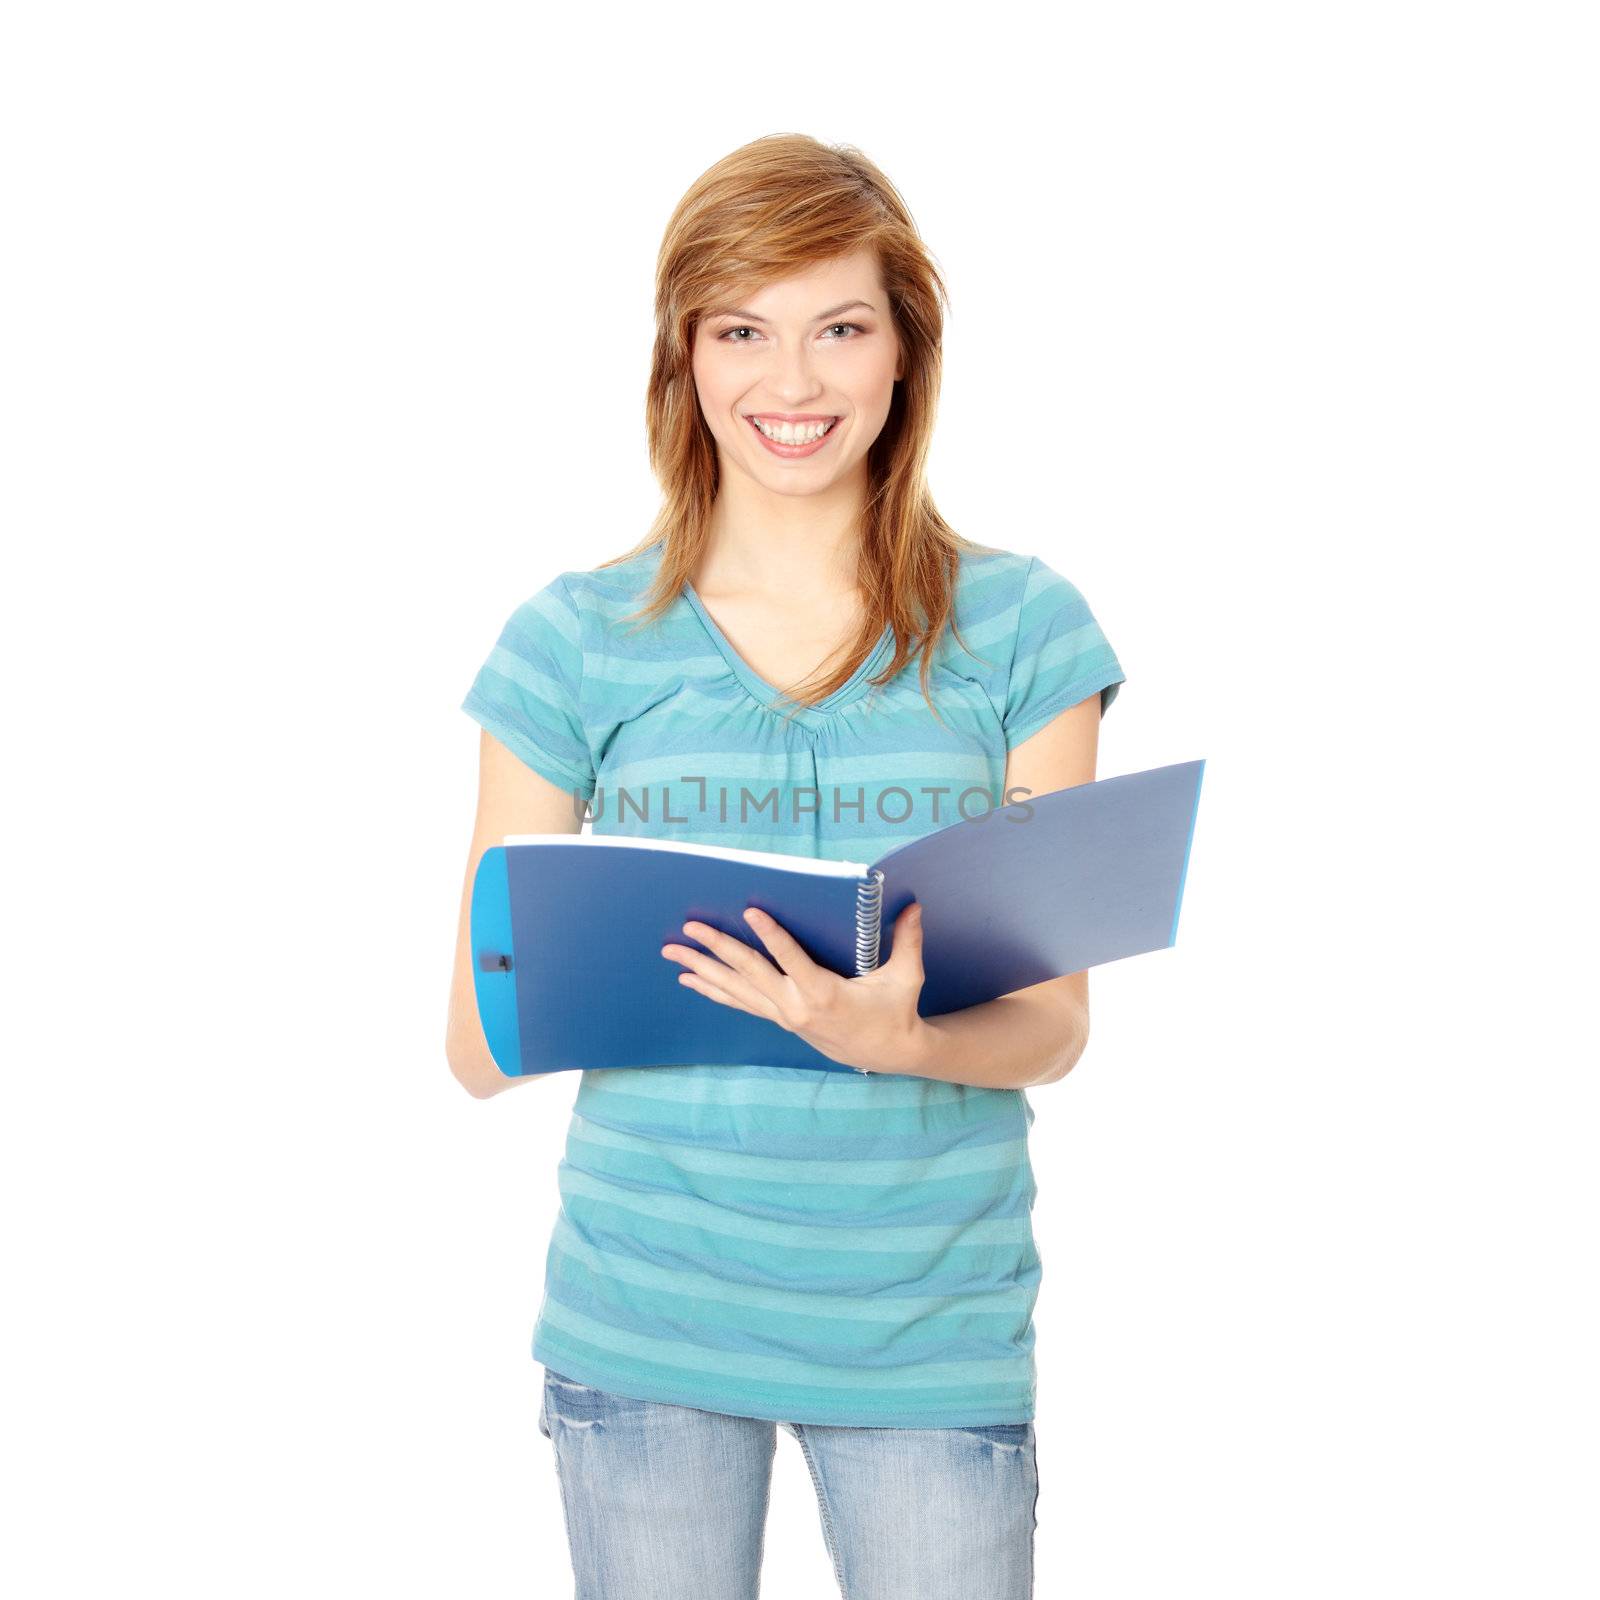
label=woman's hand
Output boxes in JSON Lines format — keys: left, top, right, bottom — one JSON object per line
{"left": 660, "top": 902, "right": 931, "bottom": 1076}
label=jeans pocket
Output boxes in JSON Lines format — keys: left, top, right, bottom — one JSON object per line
{"left": 957, "top": 1420, "right": 1034, "bottom": 1449}
{"left": 544, "top": 1367, "right": 598, "bottom": 1393}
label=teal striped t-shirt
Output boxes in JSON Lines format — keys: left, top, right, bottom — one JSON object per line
{"left": 460, "top": 536, "right": 1125, "bottom": 1427}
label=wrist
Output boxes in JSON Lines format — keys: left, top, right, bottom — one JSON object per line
{"left": 838, "top": 1017, "right": 934, "bottom": 1081}
{"left": 868, "top": 1015, "right": 944, "bottom": 1079}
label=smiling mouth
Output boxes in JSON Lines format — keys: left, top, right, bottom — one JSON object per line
{"left": 744, "top": 416, "right": 840, "bottom": 445}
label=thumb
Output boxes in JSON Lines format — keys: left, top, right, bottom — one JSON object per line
{"left": 887, "top": 901, "right": 924, "bottom": 965}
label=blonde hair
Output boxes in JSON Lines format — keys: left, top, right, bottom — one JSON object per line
{"left": 598, "top": 132, "right": 999, "bottom": 722}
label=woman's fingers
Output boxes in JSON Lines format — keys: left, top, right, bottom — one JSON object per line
{"left": 674, "top": 919, "right": 777, "bottom": 981}
{"left": 663, "top": 923, "right": 786, "bottom": 1021}
{"left": 662, "top": 910, "right": 834, "bottom": 1030}
{"left": 675, "top": 967, "right": 783, "bottom": 1023}
{"left": 739, "top": 906, "right": 820, "bottom": 982}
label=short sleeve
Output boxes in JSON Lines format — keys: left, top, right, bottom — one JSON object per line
{"left": 1002, "top": 556, "right": 1126, "bottom": 748}
{"left": 460, "top": 575, "right": 597, "bottom": 801}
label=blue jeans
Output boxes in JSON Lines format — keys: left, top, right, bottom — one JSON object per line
{"left": 537, "top": 1366, "right": 1038, "bottom": 1599}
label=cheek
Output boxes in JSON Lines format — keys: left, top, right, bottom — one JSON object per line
{"left": 844, "top": 345, "right": 900, "bottom": 400}
{"left": 691, "top": 352, "right": 741, "bottom": 420}
{"left": 854, "top": 370, "right": 899, "bottom": 422}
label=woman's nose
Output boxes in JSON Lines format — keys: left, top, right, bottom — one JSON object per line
{"left": 771, "top": 346, "right": 822, "bottom": 398}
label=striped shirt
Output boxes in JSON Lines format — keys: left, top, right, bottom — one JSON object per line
{"left": 459, "top": 536, "right": 1124, "bottom": 1427}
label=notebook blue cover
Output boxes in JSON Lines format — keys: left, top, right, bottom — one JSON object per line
{"left": 470, "top": 758, "right": 1204, "bottom": 1076}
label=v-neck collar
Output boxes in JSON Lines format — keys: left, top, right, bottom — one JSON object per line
{"left": 682, "top": 581, "right": 895, "bottom": 717}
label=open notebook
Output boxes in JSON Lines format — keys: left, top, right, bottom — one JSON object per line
{"left": 470, "top": 758, "right": 1204, "bottom": 1076}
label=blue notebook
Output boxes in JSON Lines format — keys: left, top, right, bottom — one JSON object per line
{"left": 471, "top": 758, "right": 1204, "bottom": 1076}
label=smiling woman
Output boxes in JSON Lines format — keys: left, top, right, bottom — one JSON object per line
{"left": 447, "top": 131, "right": 1126, "bottom": 1600}
{"left": 692, "top": 257, "right": 904, "bottom": 487}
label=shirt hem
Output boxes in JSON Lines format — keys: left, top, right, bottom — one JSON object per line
{"left": 533, "top": 1341, "right": 1036, "bottom": 1430}
{"left": 1003, "top": 666, "right": 1125, "bottom": 752}
{"left": 460, "top": 692, "right": 596, "bottom": 800}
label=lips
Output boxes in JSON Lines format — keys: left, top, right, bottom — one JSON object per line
{"left": 743, "top": 415, "right": 840, "bottom": 458}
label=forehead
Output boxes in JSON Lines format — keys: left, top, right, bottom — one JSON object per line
{"left": 707, "top": 249, "right": 885, "bottom": 316}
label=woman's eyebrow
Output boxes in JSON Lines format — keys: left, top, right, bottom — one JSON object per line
{"left": 706, "top": 299, "right": 877, "bottom": 323}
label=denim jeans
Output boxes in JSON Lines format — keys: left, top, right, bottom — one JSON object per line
{"left": 537, "top": 1365, "right": 1038, "bottom": 1599}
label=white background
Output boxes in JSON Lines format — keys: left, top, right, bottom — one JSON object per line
{"left": 5, "top": 3, "right": 1594, "bottom": 1595}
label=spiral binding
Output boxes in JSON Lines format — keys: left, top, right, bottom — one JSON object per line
{"left": 854, "top": 869, "right": 886, "bottom": 975}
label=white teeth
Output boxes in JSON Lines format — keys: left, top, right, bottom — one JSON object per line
{"left": 750, "top": 417, "right": 835, "bottom": 444}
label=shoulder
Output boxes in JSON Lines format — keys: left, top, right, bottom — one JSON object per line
{"left": 554, "top": 539, "right": 672, "bottom": 635}
{"left": 950, "top": 540, "right": 1035, "bottom": 627}
{"left": 925, "top": 542, "right": 1035, "bottom": 693}
{"left": 946, "top": 540, "right": 1097, "bottom": 663}
{"left": 938, "top": 540, "right": 1123, "bottom": 722}
{"left": 953, "top": 540, "right": 1094, "bottom": 601}
{"left": 493, "top": 539, "right": 670, "bottom": 654}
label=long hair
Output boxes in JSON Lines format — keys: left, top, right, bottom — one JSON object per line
{"left": 597, "top": 132, "right": 1000, "bottom": 723}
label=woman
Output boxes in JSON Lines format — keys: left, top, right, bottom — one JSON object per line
{"left": 445, "top": 133, "right": 1124, "bottom": 1600}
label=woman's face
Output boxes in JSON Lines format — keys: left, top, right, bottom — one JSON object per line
{"left": 691, "top": 248, "right": 904, "bottom": 498}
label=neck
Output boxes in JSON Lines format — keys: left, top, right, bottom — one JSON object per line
{"left": 697, "top": 467, "right": 867, "bottom": 602}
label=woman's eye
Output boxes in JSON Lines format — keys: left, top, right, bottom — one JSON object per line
{"left": 717, "top": 322, "right": 866, "bottom": 343}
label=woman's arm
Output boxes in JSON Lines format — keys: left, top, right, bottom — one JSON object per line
{"left": 661, "top": 691, "right": 1107, "bottom": 1090}
{"left": 444, "top": 727, "right": 585, "bottom": 1099}
{"left": 902, "top": 691, "right": 1103, "bottom": 1090}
